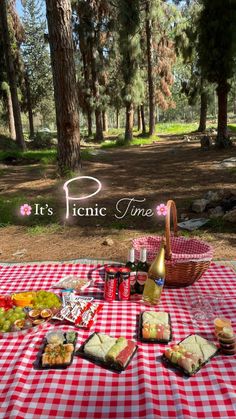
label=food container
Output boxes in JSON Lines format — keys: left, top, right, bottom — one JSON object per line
{"left": 75, "top": 333, "right": 138, "bottom": 373}
{"left": 138, "top": 312, "right": 172, "bottom": 344}
{"left": 33, "top": 331, "right": 78, "bottom": 370}
{"left": 46, "top": 330, "right": 65, "bottom": 345}
{"left": 162, "top": 334, "right": 218, "bottom": 376}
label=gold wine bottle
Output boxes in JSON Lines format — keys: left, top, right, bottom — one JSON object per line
{"left": 142, "top": 239, "right": 165, "bottom": 306}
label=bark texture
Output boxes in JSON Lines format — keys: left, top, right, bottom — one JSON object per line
{"left": 25, "top": 71, "right": 34, "bottom": 138}
{"left": 137, "top": 106, "right": 142, "bottom": 131}
{"left": 90, "top": 40, "right": 103, "bottom": 141}
{"left": 0, "top": 0, "right": 26, "bottom": 150}
{"left": 116, "top": 109, "right": 120, "bottom": 129}
{"left": 216, "top": 81, "right": 231, "bottom": 148}
{"left": 102, "top": 111, "right": 108, "bottom": 132}
{"left": 6, "top": 88, "right": 16, "bottom": 140}
{"left": 140, "top": 104, "right": 146, "bottom": 134}
{"left": 87, "top": 111, "right": 92, "bottom": 137}
{"left": 197, "top": 91, "right": 208, "bottom": 133}
{"left": 125, "top": 102, "right": 134, "bottom": 142}
{"left": 145, "top": 3, "right": 155, "bottom": 136}
{"left": 46, "top": 0, "right": 81, "bottom": 175}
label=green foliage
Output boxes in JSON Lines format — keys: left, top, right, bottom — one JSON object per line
{"left": 30, "top": 131, "right": 56, "bottom": 150}
{"left": 21, "top": 0, "right": 54, "bottom": 116}
{"left": 198, "top": 0, "right": 236, "bottom": 85}
{"left": 117, "top": 0, "right": 144, "bottom": 106}
{"left": 0, "top": 195, "right": 58, "bottom": 227}
{"left": 0, "top": 134, "right": 20, "bottom": 150}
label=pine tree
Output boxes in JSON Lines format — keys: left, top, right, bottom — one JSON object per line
{"left": 45, "top": 0, "right": 81, "bottom": 175}
{"left": 198, "top": 0, "right": 236, "bottom": 147}
{"left": 22, "top": 0, "right": 53, "bottom": 138}
{"left": 0, "top": 0, "right": 26, "bottom": 150}
{"left": 73, "top": 0, "right": 112, "bottom": 141}
{"left": 175, "top": 1, "right": 209, "bottom": 132}
{"left": 117, "top": 0, "right": 144, "bottom": 141}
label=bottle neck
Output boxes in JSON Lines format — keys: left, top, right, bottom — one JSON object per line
{"left": 149, "top": 242, "right": 165, "bottom": 278}
{"left": 128, "top": 248, "right": 135, "bottom": 263}
{"left": 140, "top": 248, "right": 147, "bottom": 263}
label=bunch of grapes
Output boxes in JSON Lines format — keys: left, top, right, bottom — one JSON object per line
{"left": 33, "top": 291, "right": 61, "bottom": 309}
{"left": 0, "top": 307, "right": 26, "bottom": 333}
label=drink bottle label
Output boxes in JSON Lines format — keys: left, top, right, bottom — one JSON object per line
{"left": 130, "top": 272, "right": 137, "bottom": 286}
{"left": 137, "top": 271, "right": 148, "bottom": 285}
{"left": 154, "top": 278, "right": 164, "bottom": 286}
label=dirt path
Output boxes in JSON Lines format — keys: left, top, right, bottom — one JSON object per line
{"left": 0, "top": 139, "right": 235, "bottom": 262}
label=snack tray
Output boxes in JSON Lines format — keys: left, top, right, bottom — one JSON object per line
{"left": 75, "top": 332, "right": 138, "bottom": 373}
{"left": 52, "top": 275, "right": 92, "bottom": 291}
{"left": 162, "top": 334, "right": 219, "bottom": 377}
{"left": 33, "top": 332, "right": 78, "bottom": 370}
{"left": 138, "top": 312, "right": 172, "bottom": 344}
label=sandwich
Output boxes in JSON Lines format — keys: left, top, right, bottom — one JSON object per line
{"left": 84, "top": 333, "right": 137, "bottom": 368}
{"left": 164, "top": 334, "right": 218, "bottom": 374}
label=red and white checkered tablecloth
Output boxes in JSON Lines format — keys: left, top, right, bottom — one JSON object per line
{"left": 0, "top": 262, "right": 235, "bottom": 419}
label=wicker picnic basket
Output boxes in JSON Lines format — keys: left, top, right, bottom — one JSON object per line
{"left": 132, "top": 200, "right": 213, "bottom": 287}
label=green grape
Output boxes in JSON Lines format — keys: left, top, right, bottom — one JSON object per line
{"left": 3, "top": 321, "right": 11, "bottom": 332}
{"left": 15, "top": 307, "right": 23, "bottom": 313}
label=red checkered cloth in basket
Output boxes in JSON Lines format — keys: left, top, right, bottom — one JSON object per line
{"left": 0, "top": 262, "right": 235, "bottom": 419}
{"left": 133, "top": 235, "right": 213, "bottom": 262}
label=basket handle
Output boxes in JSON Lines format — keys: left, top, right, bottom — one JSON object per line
{"left": 165, "top": 200, "right": 178, "bottom": 260}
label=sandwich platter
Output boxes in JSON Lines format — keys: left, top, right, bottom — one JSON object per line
{"left": 162, "top": 334, "right": 219, "bottom": 376}
{"left": 75, "top": 332, "right": 138, "bottom": 373}
{"left": 138, "top": 311, "right": 172, "bottom": 344}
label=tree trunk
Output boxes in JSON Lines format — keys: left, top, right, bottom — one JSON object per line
{"left": 233, "top": 91, "right": 236, "bottom": 115}
{"left": 95, "top": 109, "right": 103, "bottom": 141}
{"left": 25, "top": 71, "right": 34, "bottom": 138}
{"left": 145, "top": 4, "right": 155, "bottom": 137}
{"left": 125, "top": 102, "right": 134, "bottom": 142}
{"left": 137, "top": 106, "right": 142, "bottom": 131}
{"left": 197, "top": 91, "right": 208, "bottom": 132}
{"left": 90, "top": 41, "right": 104, "bottom": 142}
{"left": 116, "top": 109, "right": 120, "bottom": 129}
{"left": 216, "top": 81, "right": 231, "bottom": 148}
{"left": 140, "top": 104, "right": 146, "bottom": 134}
{"left": 87, "top": 111, "right": 92, "bottom": 137}
{"left": 6, "top": 88, "right": 16, "bottom": 140}
{"left": 45, "top": 0, "right": 81, "bottom": 175}
{"left": 102, "top": 111, "right": 108, "bottom": 132}
{"left": 0, "top": 0, "right": 26, "bottom": 150}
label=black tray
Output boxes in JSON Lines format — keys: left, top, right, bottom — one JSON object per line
{"left": 138, "top": 311, "right": 172, "bottom": 344}
{"left": 33, "top": 332, "right": 78, "bottom": 370}
{"left": 75, "top": 332, "right": 138, "bottom": 373}
{"left": 162, "top": 334, "right": 219, "bottom": 377}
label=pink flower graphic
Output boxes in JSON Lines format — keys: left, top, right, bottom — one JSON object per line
{"left": 156, "top": 203, "right": 167, "bottom": 217}
{"left": 20, "top": 204, "right": 32, "bottom": 216}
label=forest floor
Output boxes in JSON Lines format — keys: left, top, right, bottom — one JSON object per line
{"left": 0, "top": 134, "right": 235, "bottom": 263}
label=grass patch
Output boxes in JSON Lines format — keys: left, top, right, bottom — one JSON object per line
{"left": 101, "top": 133, "right": 159, "bottom": 149}
{"left": 0, "top": 196, "right": 60, "bottom": 227}
{"left": 101, "top": 137, "right": 126, "bottom": 149}
{"left": 228, "top": 124, "right": 236, "bottom": 133}
{"left": 0, "top": 148, "right": 94, "bottom": 165}
{"left": 206, "top": 218, "right": 233, "bottom": 233}
{"left": 156, "top": 122, "right": 199, "bottom": 135}
{"left": 27, "top": 223, "right": 63, "bottom": 235}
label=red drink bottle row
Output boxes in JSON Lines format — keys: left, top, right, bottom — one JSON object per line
{"left": 104, "top": 267, "right": 131, "bottom": 302}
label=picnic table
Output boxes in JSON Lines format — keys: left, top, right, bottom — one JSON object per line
{"left": 0, "top": 261, "right": 235, "bottom": 419}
